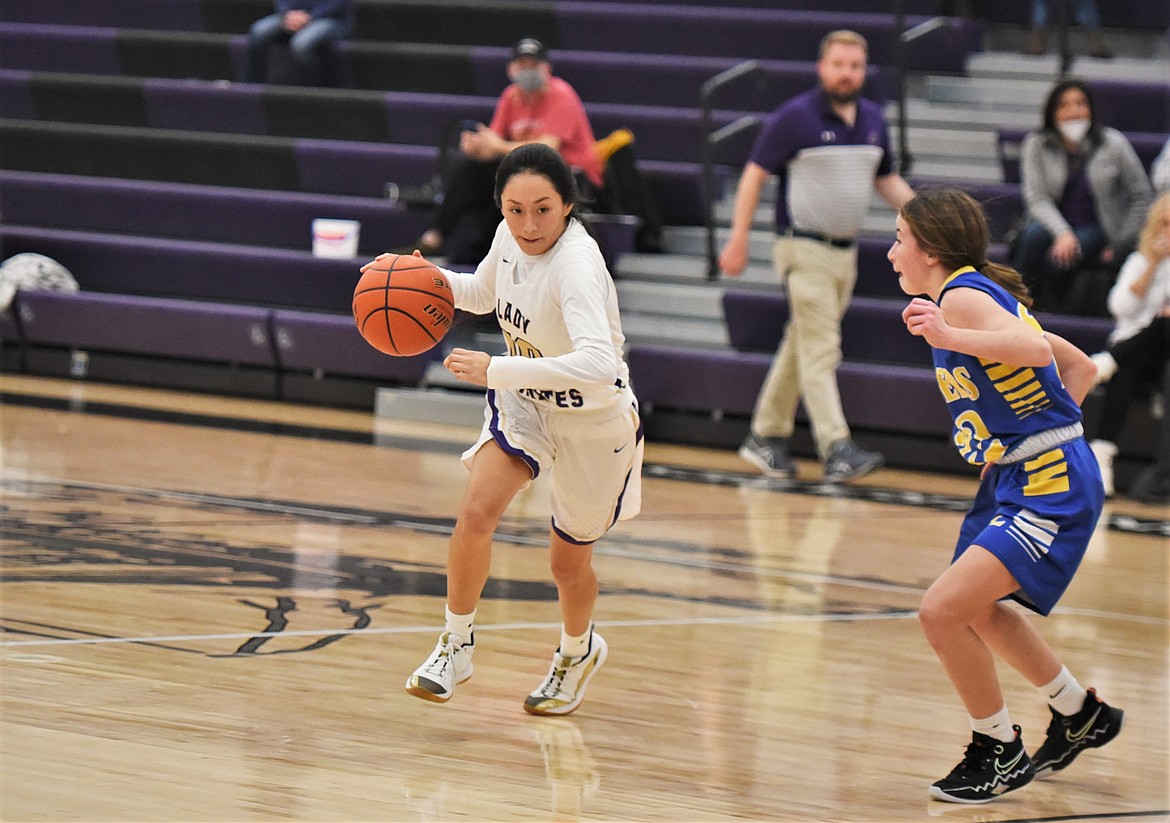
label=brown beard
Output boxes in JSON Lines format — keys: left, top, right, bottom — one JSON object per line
{"left": 826, "top": 88, "right": 861, "bottom": 105}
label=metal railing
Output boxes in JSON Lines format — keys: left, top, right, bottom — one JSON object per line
{"left": 698, "top": 60, "right": 768, "bottom": 280}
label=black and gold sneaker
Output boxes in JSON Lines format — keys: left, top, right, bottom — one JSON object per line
{"left": 1032, "top": 688, "right": 1124, "bottom": 776}
{"left": 930, "top": 725, "right": 1034, "bottom": 804}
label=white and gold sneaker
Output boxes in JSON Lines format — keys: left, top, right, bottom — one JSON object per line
{"left": 405, "top": 631, "right": 473, "bottom": 703}
{"left": 523, "top": 632, "right": 608, "bottom": 716}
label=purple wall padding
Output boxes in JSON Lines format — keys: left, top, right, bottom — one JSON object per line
{"left": 144, "top": 78, "right": 266, "bottom": 135}
{"left": 272, "top": 309, "right": 438, "bottom": 384}
{"left": 295, "top": 139, "right": 439, "bottom": 197}
{"left": 16, "top": 290, "right": 274, "bottom": 365}
{"left": 0, "top": 23, "right": 122, "bottom": 74}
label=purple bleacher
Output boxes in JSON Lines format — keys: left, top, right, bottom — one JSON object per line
{"left": 0, "top": 305, "right": 19, "bottom": 343}
{"left": 272, "top": 309, "right": 438, "bottom": 385}
{"left": 0, "top": 23, "right": 122, "bottom": 74}
{"left": 1089, "top": 79, "right": 1170, "bottom": 134}
{"left": 1033, "top": 312, "right": 1112, "bottom": 354}
{"left": 0, "top": 171, "right": 428, "bottom": 254}
{"left": 552, "top": 6, "right": 980, "bottom": 73}
{"left": 295, "top": 139, "right": 438, "bottom": 197}
{"left": 382, "top": 91, "right": 496, "bottom": 146}
{"left": 856, "top": 237, "right": 903, "bottom": 298}
{"left": 0, "top": 0, "right": 206, "bottom": 30}
{"left": 0, "top": 226, "right": 362, "bottom": 313}
{"left": 722, "top": 290, "right": 934, "bottom": 366}
{"left": 569, "top": 0, "right": 938, "bottom": 11}
{"left": 15, "top": 290, "right": 274, "bottom": 366}
{"left": 144, "top": 77, "right": 266, "bottom": 135}
{"left": 628, "top": 344, "right": 952, "bottom": 436}
{"left": 587, "top": 103, "right": 755, "bottom": 166}
{"left": 0, "top": 69, "right": 36, "bottom": 119}
{"left": 640, "top": 160, "right": 727, "bottom": 226}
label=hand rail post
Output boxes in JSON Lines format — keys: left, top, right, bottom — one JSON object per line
{"left": 699, "top": 59, "right": 765, "bottom": 280}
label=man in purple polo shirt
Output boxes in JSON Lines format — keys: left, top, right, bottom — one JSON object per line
{"left": 720, "top": 29, "right": 914, "bottom": 483}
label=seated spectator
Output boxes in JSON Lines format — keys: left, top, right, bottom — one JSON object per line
{"left": 400, "top": 39, "right": 664, "bottom": 263}
{"left": 245, "top": 0, "right": 354, "bottom": 86}
{"left": 1151, "top": 137, "right": 1170, "bottom": 195}
{"left": 1026, "top": 0, "right": 1111, "bottom": 58}
{"left": 1087, "top": 191, "right": 1170, "bottom": 496}
{"left": 406, "top": 38, "right": 606, "bottom": 264}
{"left": 1014, "top": 78, "right": 1152, "bottom": 314}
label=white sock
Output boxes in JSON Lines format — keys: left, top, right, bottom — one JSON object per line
{"left": 1039, "top": 665, "right": 1087, "bottom": 717}
{"left": 560, "top": 623, "right": 593, "bottom": 659}
{"left": 444, "top": 605, "right": 475, "bottom": 646}
{"left": 971, "top": 706, "right": 1016, "bottom": 743}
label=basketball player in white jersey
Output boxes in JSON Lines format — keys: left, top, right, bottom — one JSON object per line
{"left": 364, "top": 143, "right": 641, "bottom": 715}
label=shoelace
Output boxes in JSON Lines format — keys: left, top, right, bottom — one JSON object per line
{"left": 422, "top": 645, "right": 453, "bottom": 678}
{"left": 950, "top": 739, "right": 990, "bottom": 776}
{"left": 538, "top": 657, "right": 571, "bottom": 697}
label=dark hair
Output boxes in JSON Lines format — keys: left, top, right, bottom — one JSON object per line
{"left": 899, "top": 187, "right": 1032, "bottom": 307}
{"left": 493, "top": 143, "right": 578, "bottom": 216}
{"left": 1041, "top": 78, "right": 1100, "bottom": 141}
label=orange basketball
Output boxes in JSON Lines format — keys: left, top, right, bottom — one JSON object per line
{"left": 352, "top": 254, "right": 455, "bottom": 357}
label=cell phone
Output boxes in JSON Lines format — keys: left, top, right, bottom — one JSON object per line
{"left": 460, "top": 119, "right": 481, "bottom": 133}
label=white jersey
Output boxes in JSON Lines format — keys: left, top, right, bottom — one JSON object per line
{"left": 441, "top": 218, "right": 636, "bottom": 416}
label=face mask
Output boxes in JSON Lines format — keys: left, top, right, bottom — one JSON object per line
{"left": 514, "top": 68, "right": 544, "bottom": 93}
{"left": 1057, "top": 118, "right": 1090, "bottom": 144}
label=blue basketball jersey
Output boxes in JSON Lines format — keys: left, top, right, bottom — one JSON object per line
{"left": 933, "top": 267, "right": 1083, "bottom": 466}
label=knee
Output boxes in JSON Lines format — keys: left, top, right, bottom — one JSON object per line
{"left": 549, "top": 550, "right": 594, "bottom": 588}
{"left": 456, "top": 497, "right": 504, "bottom": 538}
{"left": 918, "top": 590, "right": 962, "bottom": 647}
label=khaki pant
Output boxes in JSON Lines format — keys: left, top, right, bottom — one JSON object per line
{"left": 751, "top": 235, "right": 858, "bottom": 458}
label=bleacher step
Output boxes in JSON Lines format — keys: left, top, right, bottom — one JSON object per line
{"left": 375, "top": 385, "right": 484, "bottom": 428}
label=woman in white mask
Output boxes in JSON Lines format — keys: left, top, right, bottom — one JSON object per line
{"left": 1013, "top": 79, "right": 1152, "bottom": 314}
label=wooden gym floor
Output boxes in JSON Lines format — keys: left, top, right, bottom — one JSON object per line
{"left": 1, "top": 374, "right": 1167, "bottom": 822}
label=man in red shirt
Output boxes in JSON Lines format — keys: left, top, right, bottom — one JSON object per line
{"left": 409, "top": 38, "right": 603, "bottom": 263}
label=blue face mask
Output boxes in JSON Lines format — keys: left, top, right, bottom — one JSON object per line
{"left": 514, "top": 68, "right": 544, "bottom": 93}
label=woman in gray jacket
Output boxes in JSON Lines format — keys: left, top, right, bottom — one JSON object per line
{"left": 1014, "top": 78, "right": 1152, "bottom": 314}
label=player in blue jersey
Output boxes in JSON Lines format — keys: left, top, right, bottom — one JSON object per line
{"left": 888, "top": 187, "right": 1125, "bottom": 804}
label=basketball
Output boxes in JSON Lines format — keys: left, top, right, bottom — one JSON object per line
{"left": 352, "top": 254, "right": 455, "bottom": 357}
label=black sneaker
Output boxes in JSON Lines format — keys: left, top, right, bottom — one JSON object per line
{"left": 929, "top": 726, "right": 1034, "bottom": 804}
{"left": 823, "top": 439, "right": 883, "bottom": 483}
{"left": 1032, "top": 688, "right": 1124, "bottom": 776}
{"left": 737, "top": 433, "right": 797, "bottom": 479}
